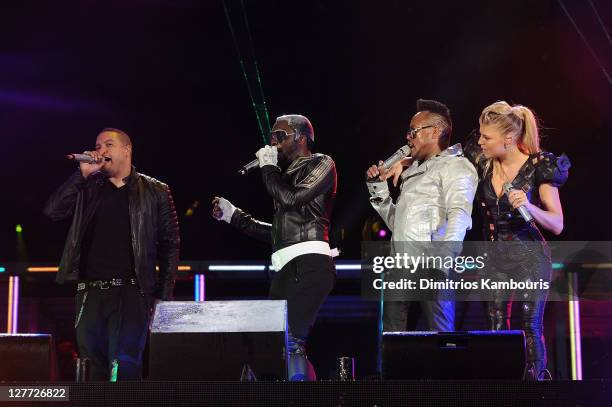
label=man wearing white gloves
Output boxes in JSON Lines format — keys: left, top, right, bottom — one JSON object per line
{"left": 212, "top": 114, "right": 337, "bottom": 381}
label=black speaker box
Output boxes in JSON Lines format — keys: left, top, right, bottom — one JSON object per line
{"left": 382, "top": 330, "right": 526, "bottom": 379}
{"left": 0, "top": 334, "right": 55, "bottom": 381}
{"left": 149, "top": 300, "right": 288, "bottom": 380}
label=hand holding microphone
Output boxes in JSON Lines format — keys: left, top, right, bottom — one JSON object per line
{"left": 238, "top": 146, "right": 278, "bottom": 175}
{"left": 366, "top": 145, "right": 412, "bottom": 185}
{"left": 256, "top": 145, "right": 278, "bottom": 168}
{"left": 68, "top": 151, "right": 104, "bottom": 178}
{"left": 503, "top": 182, "right": 534, "bottom": 223}
{"left": 366, "top": 161, "right": 389, "bottom": 182}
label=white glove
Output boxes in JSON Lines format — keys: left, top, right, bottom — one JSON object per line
{"left": 212, "top": 197, "right": 236, "bottom": 223}
{"left": 256, "top": 145, "right": 278, "bottom": 168}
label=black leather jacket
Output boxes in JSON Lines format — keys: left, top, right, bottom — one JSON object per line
{"left": 43, "top": 167, "right": 180, "bottom": 300}
{"left": 231, "top": 154, "right": 337, "bottom": 252}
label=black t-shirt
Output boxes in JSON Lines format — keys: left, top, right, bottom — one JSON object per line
{"left": 80, "top": 180, "right": 136, "bottom": 281}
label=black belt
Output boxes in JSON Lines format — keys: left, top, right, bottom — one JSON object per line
{"left": 77, "top": 278, "right": 138, "bottom": 292}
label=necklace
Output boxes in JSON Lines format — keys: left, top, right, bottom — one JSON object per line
{"left": 493, "top": 160, "right": 514, "bottom": 199}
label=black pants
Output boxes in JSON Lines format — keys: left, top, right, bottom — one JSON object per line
{"left": 488, "top": 297, "right": 547, "bottom": 379}
{"left": 269, "top": 253, "right": 336, "bottom": 341}
{"left": 75, "top": 285, "right": 151, "bottom": 381}
{"left": 268, "top": 253, "right": 335, "bottom": 380}
{"left": 487, "top": 273, "right": 550, "bottom": 380}
{"left": 486, "top": 239, "right": 552, "bottom": 380}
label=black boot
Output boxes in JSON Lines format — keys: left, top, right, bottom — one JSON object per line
{"left": 287, "top": 334, "right": 316, "bottom": 381}
{"left": 522, "top": 301, "right": 548, "bottom": 381}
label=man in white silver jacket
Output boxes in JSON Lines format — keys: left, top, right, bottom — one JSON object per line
{"left": 366, "top": 99, "right": 477, "bottom": 332}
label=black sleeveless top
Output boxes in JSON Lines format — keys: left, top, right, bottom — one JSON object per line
{"left": 464, "top": 132, "right": 571, "bottom": 242}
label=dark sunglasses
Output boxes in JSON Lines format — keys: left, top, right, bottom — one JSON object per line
{"left": 270, "top": 130, "right": 296, "bottom": 143}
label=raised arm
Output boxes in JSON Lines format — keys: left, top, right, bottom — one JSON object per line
{"left": 260, "top": 155, "right": 336, "bottom": 208}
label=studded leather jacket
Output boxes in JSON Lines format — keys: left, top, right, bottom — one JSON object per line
{"left": 463, "top": 132, "right": 571, "bottom": 242}
{"left": 231, "top": 154, "right": 337, "bottom": 252}
{"left": 43, "top": 168, "right": 180, "bottom": 300}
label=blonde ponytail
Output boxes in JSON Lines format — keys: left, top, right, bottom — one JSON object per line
{"left": 478, "top": 101, "right": 542, "bottom": 176}
{"left": 511, "top": 105, "right": 540, "bottom": 154}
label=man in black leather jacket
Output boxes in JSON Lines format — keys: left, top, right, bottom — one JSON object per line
{"left": 44, "top": 128, "right": 180, "bottom": 380}
{"left": 212, "top": 114, "right": 336, "bottom": 381}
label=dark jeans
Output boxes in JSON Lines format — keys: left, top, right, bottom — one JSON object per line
{"left": 382, "top": 299, "right": 455, "bottom": 332}
{"left": 75, "top": 284, "right": 151, "bottom": 381}
{"left": 382, "top": 268, "right": 455, "bottom": 332}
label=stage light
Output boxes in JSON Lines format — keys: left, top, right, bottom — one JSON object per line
{"left": 7, "top": 276, "right": 19, "bottom": 334}
{"left": 553, "top": 263, "right": 564, "bottom": 270}
{"left": 208, "top": 265, "right": 266, "bottom": 271}
{"left": 568, "top": 272, "right": 583, "bottom": 380}
{"left": 0, "top": 267, "right": 6, "bottom": 273}
{"left": 268, "top": 263, "right": 361, "bottom": 272}
{"left": 15, "top": 224, "right": 23, "bottom": 233}
{"left": 155, "top": 265, "right": 192, "bottom": 271}
{"left": 194, "top": 275, "right": 199, "bottom": 301}
{"left": 378, "top": 229, "right": 387, "bottom": 238}
{"left": 335, "top": 264, "right": 361, "bottom": 270}
{"left": 28, "top": 267, "right": 59, "bottom": 272}
{"left": 194, "top": 274, "right": 205, "bottom": 302}
{"left": 185, "top": 201, "right": 199, "bottom": 217}
{"left": 582, "top": 263, "right": 612, "bottom": 269}
{"left": 7, "top": 278, "right": 13, "bottom": 333}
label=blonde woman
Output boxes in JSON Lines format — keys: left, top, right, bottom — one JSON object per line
{"left": 465, "top": 101, "right": 570, "bottom": 380}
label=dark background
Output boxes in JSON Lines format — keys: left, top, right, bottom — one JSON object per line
{"left": 0, "top": 0, "right": 611, "bottom": 380}
{"left": 1, "top": 0, "right": 610, "bottom": 262}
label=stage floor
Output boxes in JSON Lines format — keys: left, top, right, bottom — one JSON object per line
{"left": 0, "top": 380, "right": 610, "bottom": 406}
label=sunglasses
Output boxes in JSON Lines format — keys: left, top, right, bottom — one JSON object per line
{"left": 270, "top": 130, "right": 296, "bottom": 144}
{"left": 406, "top": 125, "right": 434, "bottom": 139}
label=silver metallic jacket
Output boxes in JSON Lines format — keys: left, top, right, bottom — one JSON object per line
{"left": 368, "top": 144, "right": 477, "bottom": 242}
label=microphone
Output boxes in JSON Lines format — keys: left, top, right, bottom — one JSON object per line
{"left": 238, "top": 159, "right": 259, "bottom": 176}
{"left": 502, "top": 182, "right": 534, "bottom": 223}
{"left": 367, "top": 145, "right": 411, "bottom": 181}
{"left": 67, "top": 154, "right": 102, "bottom": 164}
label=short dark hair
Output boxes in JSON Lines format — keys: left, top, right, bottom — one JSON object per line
{"left": 100, "top": 127, "right": 132, "bottom": 146}
{"left": 99, "top": 128, "right": 133, "bottom": 157}
{"left": 416, "top": 99, "right": 452, "bottom": 149}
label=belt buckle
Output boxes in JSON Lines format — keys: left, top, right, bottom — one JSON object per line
{"left": 99, "top": 281, "right": 110, "bottom": 290}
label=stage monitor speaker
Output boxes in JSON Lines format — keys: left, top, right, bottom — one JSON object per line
{"left": 382, "top": 330, "right": 525, "bottom": 379}
{"left": 149, "top": 300, "right": 288, "bottom": 380}
{"left": 0, "top": 334, "right": 55, "bottom": 381}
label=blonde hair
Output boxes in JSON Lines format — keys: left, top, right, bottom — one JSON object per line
{"left": 479, "top": 101, "right": 541, "bottom": 175}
